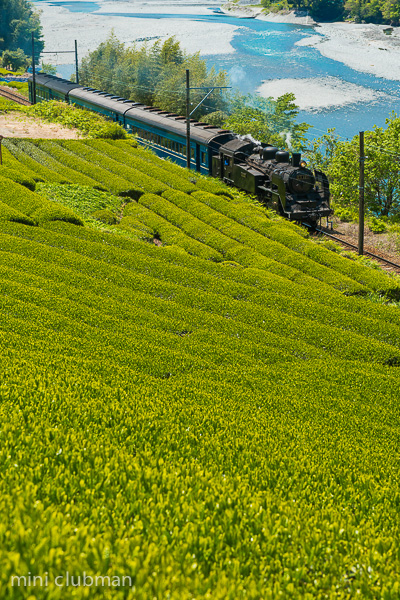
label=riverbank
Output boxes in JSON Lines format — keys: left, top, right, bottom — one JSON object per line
{"left": 221, "top": 5, "right": 316, "bottom": 25}
{"left": 221, "top": 4, "right": 400, "bottom": 81}
{"left": 297, "top": 22, "right": 400, "bottom": 81}
{"left": 35, "top": 0, "right": 239, "bottom": 64}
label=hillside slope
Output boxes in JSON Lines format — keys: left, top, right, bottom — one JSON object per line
{"left": 1, "top": 138, "right": 400, "bottom": 599}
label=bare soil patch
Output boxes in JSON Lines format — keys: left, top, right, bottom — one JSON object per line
{"left": 0, "top": 111, "right": 81, "bottom": 139}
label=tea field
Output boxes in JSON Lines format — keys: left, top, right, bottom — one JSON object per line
{"left": 1, "top": 138, "right": 400, "bottom": 599}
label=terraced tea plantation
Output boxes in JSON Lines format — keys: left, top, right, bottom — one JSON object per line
{"left": 1, "top": 138, "right": 400, "bottom": 599}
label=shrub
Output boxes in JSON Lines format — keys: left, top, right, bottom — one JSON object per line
{"left": 26, "top": 100, "right": 128, "bottom": 138}
{"left": 60, "top": 140, "right": 168, "bottom": 196}
{"left": 4, "top": 140, "right": 73, "bottom": 184}
{"left": 91, "top": 209, "right": 118, "bottom": 225}
{"left": 0, "top": 166, "right": 36, "bottom": 190}
{"left": 88, "top": 139, "right": 198, "bottom": 194}
{"left": 35, "top": 141, "right": 144, "bottom": 199}
{"left": 0, "top": 200, "right": 37, "bottom": 225}
{"left": 0, "top": 176, "right": 84, "bottom": 226}
{"left": 369, "top": 216, "right": 387, "bottom": 233}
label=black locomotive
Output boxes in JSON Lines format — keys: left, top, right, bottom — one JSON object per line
{"left": 212, "top": 138, "right": 331, "bottom": 225}
{"left": 29, "top": 73, "right": 332, "bottom": 226}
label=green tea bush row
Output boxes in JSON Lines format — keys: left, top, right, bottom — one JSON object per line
{"left": 158, "top": 189, "right": 365, "bottom": 294}
{"left": 26, "top": 140, "right": 107, "bottom": 188}
{"left": 86, "top": 139, "right": 198, "bottom": 194}
{"left": 58, "top": 140, "right": 168, "bottom": 196}
{"left": 0, "top": 145, "right": 44, "bottom": 182}
{"left": 1, "top": 222, "right": 399, "bottom": 365}
{"left": 11, "top": 139, "right": 84, "bottom": 184}
{"left": 34, "top": 141, "right": 143, "bottom": 199}
{"left": 4, "top": 140, "right": 72, "bottom": 184}
{"left": 107, "top": 139, "right": 235, "bottom": 197}
{"left": 1, "top": 210, "right": 400, "bottom": 597}
{"left": 0, "top": 177, "right": 83, "bottom": 226}
{"left": 188, "top": 189, "right": 398, "bottom": 295}
{"left": 0, "top": 166, "right": 36, "bottom": 190}
{"left": 122, "top": 202, "right": 222, "bottom": 261}
{"left": 0, "top": 200, "right": 36, "bottom": 226}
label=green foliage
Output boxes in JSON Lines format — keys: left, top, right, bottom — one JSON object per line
{"left": 369, "top": 215, "right": 387, "bottom": 233}
{"left": 0, "top": 96, "right": 17, "bottom": 112}
{"left": 91, "top": 209, "right": 118, "bottom": 225}
{"left": 0, "top": 48, "right": 30, "bottom": 71}
{"left": 0, "top": 80, "right": 29, "bottom": 98}
{"left": 1, "top": 199, "right": 400, "bottom": 597}
{"left": 0, "top": 0, "right": 43, "bottom": 56}
{"left": 306, "top": 115, "right": 400, "bottom": 219}
{"left": 36, "top": 183, "right": 122, "bottom": 225}
{"left": 0, "top": 142, "right": 400, "bottom": 596}
{"left": 333, "top": 205, "right": 357, "bottom": 222}
{"left": 0, "top": 176, "right": 84, "bottom": 226}
{"left": 40, "top": 62, "right": 57, "bottom": 75}
{"left": 79, "top": 33, "right": 230, "bottom": 119}
{"left": 261, "top": 0, "right": 343, "bottom": 19}
{"left": 0, "top": 166, "right": 36, "bottom": 190}
{"left": 26, "top": 100, "right": 127, "bottom": 139}
{"left": 222, "top": 92, "right": 310, "bottom": 149}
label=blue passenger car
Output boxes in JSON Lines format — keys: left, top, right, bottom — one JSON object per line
{"left": 29, "top": 73, "right": 235, "bottom": 175}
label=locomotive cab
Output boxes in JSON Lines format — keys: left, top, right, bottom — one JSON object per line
{"left": 212, "top": 139, "right": 266, "bottom": 195}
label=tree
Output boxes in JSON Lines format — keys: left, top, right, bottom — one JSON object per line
{"left": 306, "top": 115, "right": 400, "bottom": 217}
{"left": 79, "top": 34, "right": 230, "bottom": 119}
{"left": 1, "top": 48, "right": 30, "bottom": 71}
{"left": 0, "top": 0, "right": 43, "bottom": 56}
{"left": 40, "top": 62, "right": 57, "bottom": 75}
{"left": 221, "top": 92, "right": 310, "bottom": 150}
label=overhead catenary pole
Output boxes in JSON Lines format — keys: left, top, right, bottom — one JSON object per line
{"left": 358, "top": 130, "right": 365, "bottom": 256}
{"left": 0, "top": 135, "right": 3, "bottom": 166}
{"left": 75, "top": 40, "right": 79, "bottom": 84}
{"left": 31, "top": 32, "right": 37, "bottom": 105}
{"left": 186, "top": 69, "right": 191, "bottom": 170}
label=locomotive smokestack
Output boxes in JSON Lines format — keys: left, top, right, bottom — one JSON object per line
{"left": 292, "top": 153, "right": 301, "bottom": 167}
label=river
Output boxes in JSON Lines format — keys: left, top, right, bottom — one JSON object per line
{"left": 32, "top": 0, "right": 400, "bottom": 140}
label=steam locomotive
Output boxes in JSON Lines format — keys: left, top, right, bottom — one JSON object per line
{"left": 29, "top": 73, "right": 332, "bottom": 226}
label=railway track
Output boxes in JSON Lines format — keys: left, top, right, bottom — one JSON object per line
{"left": 313, "top": 226, "right": 400, "bottom": 274}
{"left": 0, "top": 86, "right": 31, "bottom": 106}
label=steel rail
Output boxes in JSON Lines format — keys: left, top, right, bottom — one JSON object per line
{"left": 0, "top": 86, "right": 31, "bottom": 106}
{"left": 314, "top": 226, "right": 400, "bottom": 272}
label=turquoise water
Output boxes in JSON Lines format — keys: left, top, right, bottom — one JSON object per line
{"left": 44, "top": 4, "right": 400, "bottom": 139}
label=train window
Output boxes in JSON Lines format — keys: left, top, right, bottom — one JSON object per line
{"left": 191, "top": 148, "right": 195, "bottom": 159}
{"left": 201, "top": 151, "right": 206, "bottom": 164}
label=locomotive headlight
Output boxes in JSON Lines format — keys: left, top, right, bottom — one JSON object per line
{"left": 300, "top": 160, "right": 307, "bottom": 168}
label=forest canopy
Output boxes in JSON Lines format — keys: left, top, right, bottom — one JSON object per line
{"left": 261, "top": 0, "right": 400, "bottom": 25}
{"left": 0, "top": 0, "right": 43, "bottom": 70}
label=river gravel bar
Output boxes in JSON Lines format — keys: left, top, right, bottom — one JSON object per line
{"left": 257, "top": 76, "right": 388, "bottom": 111}
{"left": 35, "top": 0, "right": 239, "bottom": 63}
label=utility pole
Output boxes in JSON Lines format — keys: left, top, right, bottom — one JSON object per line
{"left": 358, "top": 131, "right": 365, "bottom": 256}
{"left": 186, "top": 69, "right": 191, "bottom": 170}
{"left": 185, "top": 69, "right": 230, "bottom": 171}
{"left": 41, "top": 42, "right": 80, "bottom": 82}
{"left": 0, "top": 135, "right": 3, "bottom": 166}
{"left": 75, "top": 40, "right": 79, "bottom": 84}
{"left": 31, "top": 32, "right": 37, "bottom": 105}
